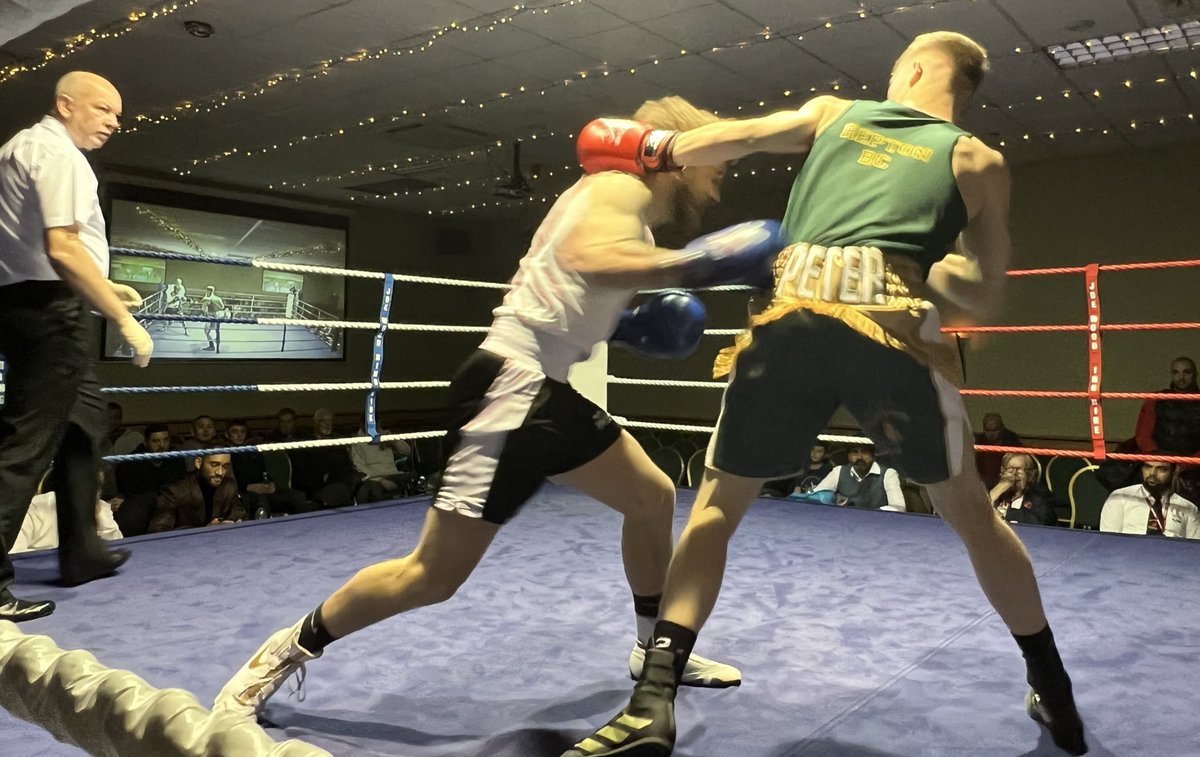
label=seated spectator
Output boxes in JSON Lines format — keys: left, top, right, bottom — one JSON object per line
{"left": 178, "top": 414, "right": 218, "bottom": 451}
{"left": 1134, "top": 356, "right": 1200, "bottom": 500}
{"left": 105, "top": 401, "right": 144, "bottom": 456}
{"left": 1099, "top": 461, "right": 1200, "bottom": 538}
{"left": 149, "top": 452, "right": 245, "bottom": 533}
{"left": 12, "top": 490, "right": 122, "bottom": 553}
{"left": 113, "top": 423, "right": 187, "bottom": 536}
{"left": 350, "top": 422, "right": 416, "bottom": 503}
{"left": 989, "top": 452, "right": 1056, "bottom": 526}
{"left": 812, "top": 442, "right": 905, "bottom": 511}
{"left": 974, "top": 412, "right": 1023, "bottom": 488}
{"left": 794, "top": 442, "right": 834, "bottom": 493}
{"left": 99, "top": 401, "right": 144, "bottom": 499}
{"left": 761, "top": 442, "right": 833, "bottom": 497}
{"left": 288, "top": 408, "right": 361, "bottom": 509}
{"left": 263, "top": 407, "right": 300, "bottom": 443}
{"left": 224, "top": 419, "right": 307, "bottom": 516}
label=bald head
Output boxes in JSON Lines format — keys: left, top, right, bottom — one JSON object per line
{"left": 52, "top": 71, "right": 121, "bottom": 151}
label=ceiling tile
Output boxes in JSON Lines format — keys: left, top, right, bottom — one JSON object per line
{"left": 558, "top": 25, "right": 679, "bottom": 63}
{"left": 790, "top": 16, "right": 909, "bottom": 83}
{"left": 882, "top": 0, "right": 1033, "bottom": 53}
{"left": 592, "top": 0, "right": 719, "bottom": 24}
{"left": 994, "top": 0, "right": 1141, "bottom": 48}
{"left": 724, "top": 0, "right": 859, "bottom": 33}
{"left": 639, "top": 4, "right": 766, "bottom": 50}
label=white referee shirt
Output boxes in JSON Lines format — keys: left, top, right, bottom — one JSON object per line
{"left": 0, "top": 115, "right": 108, "bottom": 287}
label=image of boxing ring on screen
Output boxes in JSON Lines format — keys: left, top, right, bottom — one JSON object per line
{"left": 103, "top": 200, "right": 347, "bottom": 361}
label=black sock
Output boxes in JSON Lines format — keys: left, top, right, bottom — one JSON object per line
{"left": 297, "top": 603, "right": 338, "bottom": 653}
{"left": 650, "top": 620, "right": 697, "bottom": 683}
{"left": 1013, "top": 625, "right": 1071, "bottom": 699}
{"left": 633, "top": 592, "right": 661, "bottom": 619}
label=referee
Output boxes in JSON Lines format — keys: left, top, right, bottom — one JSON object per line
{"left": 0, "top": 71, "right": 152, "bottom": 621}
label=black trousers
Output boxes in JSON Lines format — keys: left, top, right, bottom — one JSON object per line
{"left": 0, "top": 281, "right": 109, "bottom": 592}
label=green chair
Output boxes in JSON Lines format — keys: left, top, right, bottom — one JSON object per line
{"left": 1068, "top": 465, "right": 1108, "bottom": 530}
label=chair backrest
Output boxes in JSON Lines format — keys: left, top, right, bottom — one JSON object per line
{"left": 262, "top": 450, "right": 292, "bottom": 489}
{"left": 901, "top": 482, "right": 933, "bottom": 515}
{"left": 685, "top": 449, "right": 706, "bottom": 488}
{"left": 648, "top": 447, "right": 685, "bottom": 486}
{"left": 1068, "top": 465, "right": 1108, "bottom": 529}
{"left": 1044, "top": 456, "right": 1089, "bottom": 494}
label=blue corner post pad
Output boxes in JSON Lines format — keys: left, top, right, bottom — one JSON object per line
{"left": 366, "top": 273, "right": 395, "bottom": 444}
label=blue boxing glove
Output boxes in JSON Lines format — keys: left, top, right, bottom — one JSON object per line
{"left": 677, "top": 219, "right": 786, "bottom": 289}
{"left": 610, "top": 290, "right": 706, "bottom": 359}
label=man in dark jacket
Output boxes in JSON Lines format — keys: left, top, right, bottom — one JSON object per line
{"left": 149, "top": 452, "right": 245, "bottom": 532}
{"left": 112, "top": 423, "right": 186, "bottom": 536}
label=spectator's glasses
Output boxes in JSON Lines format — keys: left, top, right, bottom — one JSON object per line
{"left": 1003, "top": 466, "right": 1031, "bottom": 474}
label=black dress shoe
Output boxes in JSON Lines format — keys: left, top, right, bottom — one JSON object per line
{"left": 0, "top": 590, "right": 55, "bottom": 622}
{"left": 59, "top": 548, "right": 131, "bottom": 587}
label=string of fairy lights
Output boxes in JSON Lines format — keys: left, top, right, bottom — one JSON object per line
{"left": 125, "top": 0, "right": 592, "bottom": 132}
{"left": 169, "top": 0, "right": 981, "bottom": 175}
{"left": 0, "top": 0, "right": 203, "bottom": 87}
{"left": 332, "top": 61, "right": 1199, "bottom": 216}
{"left": 7, "top": 0, "right": 1195, "bottom": 218}
{"left": 135, "top": 206, "right": 205, "bottom": 253}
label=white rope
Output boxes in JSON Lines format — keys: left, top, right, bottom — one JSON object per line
{"left": 614, "top": 417, "right": 872, "bottom": 445}
{"left": 608, "top": 376, "right": 725, "bottom": 389}
{"left": 257, "top": 381, "right": 451, "bottom": 392}
{"left": 256, "top": 318, "right": 489, "bottom": 333}
{"left": 703, "top": 328, "right": 747, "bottom": 336}
{"left": 640, "top": 284, "right": 755, "bottom": 293}
{"left": 252, "top": 259, "right": 509, "bottom": 288}
{"left": 258, "top": 431, "right": 446, "bottom": 453}
{"left": 385, "top": 323, "right": 490, "bottom": 333}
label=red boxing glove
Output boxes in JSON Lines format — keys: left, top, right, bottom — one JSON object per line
{"left": 576, "top": 118, "right": 679, "bottom": 176}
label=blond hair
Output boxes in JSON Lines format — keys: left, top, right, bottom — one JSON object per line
{"left": 899, "top": 31, "right": 989, "bottom": 98}
{"left": 631, "top": 96, "right": 718, "bottom": 132}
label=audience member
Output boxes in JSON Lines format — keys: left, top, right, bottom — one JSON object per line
{"left": 149, "top": 452, "right": 245, "bottom": 532}
{"left": 974, "top": 412, "right": 1023, "bottom": 488}
{"left": 813, "top": 443, "right": 906, "bottom": 511}
{"left": 112, "top": 423, "right": 186, "bottom": 536}
{"left": 1134, "top": 356, "right": 1200, "bottom": 500}
{"left": 287, "top": 408, "right": 361, "bottom": 509}
{"left": 263, "top": 407, "right": 300, "bottom": 443}
{"left": 350, "top": 423, "right": 415, "bottom": 503}
{"left": 761, "top": 442, "right": 833, "bottom": 497}
{"left": 98, "top": 401, "right": 143, "bottom": 499}
{"left": 794, "top": 442, "right": 835, "bottom": 493}
{"left": 177, "top": 415, "right": 218, "bottom": 451}
{"left": 989, "top": 452, "right": 1056, "bottom": 526}
{"left": 1099, "top": 461, "right": 1200, "bottom": 538}
{"left": 224, "top": 420, "right": 307, "bottom": 516}
{"left": 104, "top": 402, "right": 144, "bottom": 456}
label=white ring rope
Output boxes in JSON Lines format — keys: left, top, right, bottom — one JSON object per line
{"left": 608, "top": 376, "right": 726, "bottom": 389}
{"left": 613, "top": 417, "right": 872, "bottom": 445}
{"left": 254, "top": 317, "right": 490, "bottom": 333}
{"left": 250, "top": 259, "right": 510, "bottom": 289}
{"left": 261, "top": 381, "right": 452, "bottom": 392}
{"left": 0, "top": 621, "right": 329, "bottom": 757}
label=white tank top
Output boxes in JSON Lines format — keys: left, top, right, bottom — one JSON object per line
{"left": 481, "top": 181, "right": 649, "bottom": 381}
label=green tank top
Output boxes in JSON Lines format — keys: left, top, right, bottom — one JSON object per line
{"left": 781, "top": 99, "right": 970, "bottom": 276}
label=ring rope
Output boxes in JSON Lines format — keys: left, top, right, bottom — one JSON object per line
{"left": 0, "top": 621, "right": 329, "bottom": 757}
{"left": 973, "top": 444, "right": 1200, "bottom": 465}
{"left": 608, "top": 377, "right": 726, "bottom": 389}
{"left": 103, "top": 431, "right": 448, "bottom": 464}
{"left": 959, "top": 389, "right": 1200, "bottom": 400}
{"left": 101, "top": 381, "right": 452, "bottom": 394}
{"left": 1008, "top": 258, "right": 1200, "bottom": 276}
{"left": 614, "top": 417, "right": 872, "bottom": 445}
{"left": 110, "top": 247, "right": 510, "bottom": 289}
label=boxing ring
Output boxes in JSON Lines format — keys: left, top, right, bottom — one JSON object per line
{"left": 2, "top": 253, "right": 1198, "bottom": 756}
